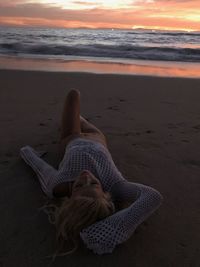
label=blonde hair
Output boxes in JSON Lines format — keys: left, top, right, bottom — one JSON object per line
{"left": 41, "top": 191, "right": 115, "bottom": 258}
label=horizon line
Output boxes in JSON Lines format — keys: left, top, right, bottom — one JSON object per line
{"left": 0, "top": 24, "right": 199, "bottom": 33}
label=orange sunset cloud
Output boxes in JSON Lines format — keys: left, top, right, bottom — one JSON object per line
{"left": 0, "top": 0, "right": 199, "bottom": 31}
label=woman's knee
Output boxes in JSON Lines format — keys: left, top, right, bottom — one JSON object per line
{"left": 67, "top": 89, "right": 80, "bottom": 102}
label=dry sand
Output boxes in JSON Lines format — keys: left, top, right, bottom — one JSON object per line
{"left": 0, "top": 69, "right": 200, "bottom": 267}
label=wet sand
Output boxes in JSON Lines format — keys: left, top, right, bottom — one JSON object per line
{"left": 0, "top": 69, "right": 200, "bottom": 266}
{"left": 1, "top": 55, "right": 200, "bottom": 78}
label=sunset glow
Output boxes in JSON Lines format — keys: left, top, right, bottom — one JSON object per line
{"left": 0, "top": 0, "right": 199, "bottom": 31}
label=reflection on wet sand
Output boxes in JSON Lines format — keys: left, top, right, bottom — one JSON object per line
{"left": 0, "top": 56, "right": 199, "bottom": 78}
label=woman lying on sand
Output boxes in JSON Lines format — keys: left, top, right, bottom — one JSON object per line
{"left": 20, "top": 89, "right": 163, "bottom": 257}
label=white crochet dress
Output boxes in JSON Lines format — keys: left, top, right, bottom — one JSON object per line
{"left": 20, "top": 138, "right": 163, "bottom": 255}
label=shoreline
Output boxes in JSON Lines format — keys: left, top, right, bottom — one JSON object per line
{"left": 0, "top": 55, "right": 200, "bottom": 78}
{"left": 0, "top": 68, "right": 200, "bottom": 82}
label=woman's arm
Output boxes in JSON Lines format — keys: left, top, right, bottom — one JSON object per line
{"left": 80, "top": 181, "right": 163, "bottom": 255}
{"left": 20, "top": 146, "right": 58, "bottom": 198}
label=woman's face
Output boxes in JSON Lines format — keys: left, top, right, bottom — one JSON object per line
{"left": 71, "top": 170, "right": 104, "bottom": 198}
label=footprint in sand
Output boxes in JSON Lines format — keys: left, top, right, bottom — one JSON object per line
{"left": 107, "top": 106, "right": 119, "bottom": 111}
{"left": 125, "top": 132, "right": 146, "bottom": 137}
{"left": 192, "top": 124, "right": 200, "bottom": 130}
{"left": 183, "top": 160, "right": 200, "bottom": 167}
{"left": 179, "top": 242, "right": 187, "bottom": 248}
{"left": 124, "top": 132, "right": 135, "bottom": 137}
{"left": 168, "top": 123, "right": 178, "bottom": 129}
{"left": 146, "top": 130, "right": 154, "bottom": 134}
{"left": 39, "top": 123, "right": 47, "bottom": 127}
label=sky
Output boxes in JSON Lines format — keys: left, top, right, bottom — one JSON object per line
{"left": 0, "top": 0, "right": 199, "bottom": 31}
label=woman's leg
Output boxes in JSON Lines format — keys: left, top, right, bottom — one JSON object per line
{"left": 60, "top": 89, "right": 81, "bottom": 140}
{"left": 80, "top": 116, "right": 102, "bottom": 135}
{"left": 59, "top": 89, "right": 81, "bottom": 157}
{"left": 80, "top": 116, "right": 107, "bottom": 146}
{"left": 59, "top": 90, "right": 107, "bottom": 156}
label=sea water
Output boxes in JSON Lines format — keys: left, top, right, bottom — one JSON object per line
{"left": 0, "top": 26, "right": 200, "bottom": 77}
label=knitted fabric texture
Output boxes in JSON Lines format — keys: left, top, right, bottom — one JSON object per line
{"left": 20, "top": 138, "right": 163, "bottom": 255}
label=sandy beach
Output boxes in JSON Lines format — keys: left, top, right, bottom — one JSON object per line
{"left": 0, "top": 69, "right": 200, "bottom": 267}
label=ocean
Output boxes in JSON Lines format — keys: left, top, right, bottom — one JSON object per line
{"left": 0, "top": 26, "right": 200, "bottom": 77}
{"left": 0, "top": 26, "right": 200, "bottom": 63}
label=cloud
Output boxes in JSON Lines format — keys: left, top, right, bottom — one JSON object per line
{"left": 130, "top": 0, "right": 199, "bottom": 7}
{"left": 72, "top": 1, "right": 101, "bottom": 5}
{"left": 0, "top": 0, "right": 26, "bottom": 6}
{"left": 0, "top": 0, "right": 199, "bottom": 30}
{"left": 0, "top": 2, "right": 132, "bottom": 23}
{"left": 154, "top": 0, "right": 191, "bottom": 2}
